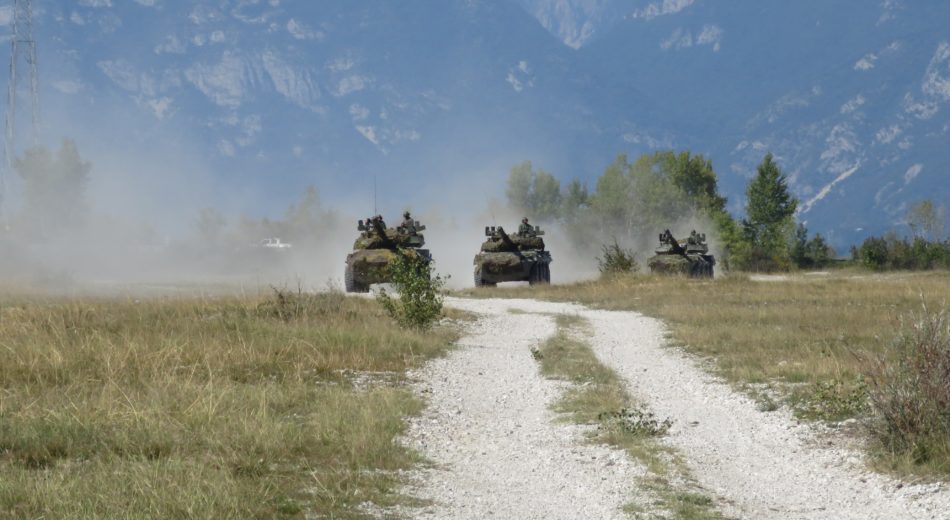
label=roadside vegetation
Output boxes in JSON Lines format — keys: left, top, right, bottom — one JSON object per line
{"left": 863, "top": 307, "right": 950, "bottom": 475}
{"left": 463, "top": 271, "right": 950, "bottom": 478}
{"left": 534, "top": 314, "right": 727, "bottom": 519}
{"left": 377, "top": 251, "right": 447, "bottom": 330}
{"left": 0, "top": 287, "right": 457, "bottom": 518}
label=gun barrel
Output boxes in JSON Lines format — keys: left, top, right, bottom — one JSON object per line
{"left": 496, "top": 226, "right": 516, "bottom": 248}
{"left": 660, "top": 229, "right": 686, "bottom": 255}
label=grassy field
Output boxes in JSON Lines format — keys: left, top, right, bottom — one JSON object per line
{"left": 0, "top": 288, "right": 457, "bottom": 518}
{"left": 462, "top": 270, "right": 950, "bottom": 477}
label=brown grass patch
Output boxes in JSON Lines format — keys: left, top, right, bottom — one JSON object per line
{"left": 0, "top": 288, "right": 457, "bottom": 517}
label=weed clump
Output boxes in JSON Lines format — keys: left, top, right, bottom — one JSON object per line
{"left": 377, "top": 250, "right": 447, "bottom": 330}
{"left": 596, "top": 238, "right": 639, "bottom": 275}
{"left": 863, "top": 308, "right": 950, "bottom": 469}
{"left": 598, "top": 408, "right": 672, "bottom": 437}
{"left": 796, "top": 378, "right": 869, "bottom": 422}
{"left": 257, "top": 285, "right": 346, "bottom": 321}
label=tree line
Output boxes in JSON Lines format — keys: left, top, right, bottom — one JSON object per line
{"left": 852, "top": 200, "right": 950, "bottom": 271}
{"left": 505, "top": 150, "right": 942, "bottom": 272}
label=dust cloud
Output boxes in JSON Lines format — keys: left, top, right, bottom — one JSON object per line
{"left": 0, "top": 127, "right": 718, "bottom": 294}
{"left": 0, "top": 160, "right": 720, "bottom": 295}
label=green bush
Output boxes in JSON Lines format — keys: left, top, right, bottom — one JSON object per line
{"left": 863, "top": 308, "right": 950, "bottom": 466}
{"left": 597, "top": 238, "right": 639, "bottom": 275}
{"left": 377, "top": 250, "right": 447, "bottom": 330}
{"left": 795, "top": 378, "right": 869, "bottom": 422}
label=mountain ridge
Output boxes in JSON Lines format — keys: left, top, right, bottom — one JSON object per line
{"left": 4, "top": 0, "right": 948, "bottom": 244}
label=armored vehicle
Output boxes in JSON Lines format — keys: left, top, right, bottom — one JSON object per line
{"left": 344, "top": 215, "right": 431, "bottom": 293}
{"left": 473, "top": 225, "right": 552, "bottom": 287}
{"left": 647, "top": 229, "right": 715, "bottom": 278}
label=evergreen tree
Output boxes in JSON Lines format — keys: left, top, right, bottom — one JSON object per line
{"left": 741, "top": 153, "right": 798, "bottom": 270}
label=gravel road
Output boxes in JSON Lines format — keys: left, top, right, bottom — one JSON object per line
{"left": 400, "top": 297, "right": 949, "bottom": 519}
{"left": 399, "top": 303, "right": 639, "bottom": 519}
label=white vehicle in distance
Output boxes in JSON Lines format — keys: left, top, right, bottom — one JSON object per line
{"left": 257, "top": 237, "right": 293, "bottom": 249}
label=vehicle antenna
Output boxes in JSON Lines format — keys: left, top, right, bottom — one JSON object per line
{"left": 373, "top": 173, "right": 377, "bottom": 215}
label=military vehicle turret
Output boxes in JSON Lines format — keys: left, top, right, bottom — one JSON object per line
{"left": 647, "top": 229, "right": 715, "bottom": 278}
{"left": 344, "top": 215, "right": 431, "bottom": 293}
{"left": 473, "top": 224, "right": 552, "bottom": 287}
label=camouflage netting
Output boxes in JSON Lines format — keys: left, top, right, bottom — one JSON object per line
{"left": 647, "top": 255, "right": 691, "bottom": 274}
{"left": 479, "top": 235, "right": 545, "bottom": 253}
{"left": 350, "top": 248, "right": 396, "bottom": 266}
{"left": 347, "top": 249, "right": 397, "bottom": 284}
{"left": 476, "top": 252, "right": 523, "bottom": 274}
{"left": 353, "top": 229, "right": 423, "bottom": 250}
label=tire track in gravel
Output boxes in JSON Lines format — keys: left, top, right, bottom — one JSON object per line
{"left": 398, "top": 302, "right": 640, "bottom": 519}
{"left": 434, "top": 297, "right": 950, "bottom": 520}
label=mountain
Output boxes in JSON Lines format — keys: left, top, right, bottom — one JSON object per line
{"left": 6, "top": 0, "right": 950, "bottom": 244}
{"left": 513, "top": 0, "right": 641, "bottom": 49}
{"left": 579, "top": 0, "right": 950, "bottom": 244}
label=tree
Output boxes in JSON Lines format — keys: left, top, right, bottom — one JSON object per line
{"left": 505, "top": 161, "right": 534, "bottom": 214}
{"left": 804, "top": 233, "right": 833, "bottom": 267}
{"left": 627, "top": 152, "right": 695, "bottom": 230}
{"left": 283, "top": 185, "right": 337, "bottom": 243}
{"left": 561, "top": 178, "right": 589, "bottom": 221}
{"left": 590, "top": 155, "right": 634, "bottom": 231}
{"left": 906, "top": 200, "right": 946, "bottom": 241}
{"left": 662, "top": 151, "right": 727, "bottom": 213}
{"left": 15, "top": 139, "right": 91, "bottom": 236}
{"left": 791, "top": 223, "right": 834, "bottom": 269}
{"left": 505, "top": 161, "right": 562, "bottom": 222}
{"left": 531, "top": 170, "right": 562, "bottom": 221}
{"left": 791, "top": 222, "right": 810, "bottom": 267}
{"left": 741, "top": 153, "right": 798, "bottom": 270}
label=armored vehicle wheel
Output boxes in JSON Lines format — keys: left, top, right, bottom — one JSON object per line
{"left": 529, "top": 263, "right": 549, "bottom": 285}
{"left": 474, "top": 268, "right": 495, "bottom": 288}
{"left": 344, "top": 266, "right": 368, "bottom": 293}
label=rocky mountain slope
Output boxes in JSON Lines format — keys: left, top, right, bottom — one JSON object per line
{"left": 9, "top": 0, "right": 950, "bottom": 244}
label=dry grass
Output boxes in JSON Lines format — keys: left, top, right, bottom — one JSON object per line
{"left": 0, "top": 288, "right": 457, "bottom": 518}
{"left": 863, "top": 308, "right": 950, "bottom": 475}
{"left": 460, "top": 270, "right": 950, "bottom": 477}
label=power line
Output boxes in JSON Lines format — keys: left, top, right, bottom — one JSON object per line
{"left": 3, "top": 0, "right": 40, "bottom": 216}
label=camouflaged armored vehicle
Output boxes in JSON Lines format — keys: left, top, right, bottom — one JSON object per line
{"left": 647, "top": 229, "right": 715, "bottom": 278}
{"left": 473, "top": 224, "right": 551, "bottom": 287}
{"left": 344, "top": 215, "right": 431, "bottom": 293}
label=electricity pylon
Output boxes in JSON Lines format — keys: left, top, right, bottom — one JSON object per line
{"left": 2, "top": 0, "right": 40, "bottom": 216}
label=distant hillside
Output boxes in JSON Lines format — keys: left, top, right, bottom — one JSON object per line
{"left": 7, "top": 0, "right": 949, "bottom": 244}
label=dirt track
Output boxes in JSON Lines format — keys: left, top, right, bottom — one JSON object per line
{"left": 399, "top": 297, "right": 949, "bottom": 519}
